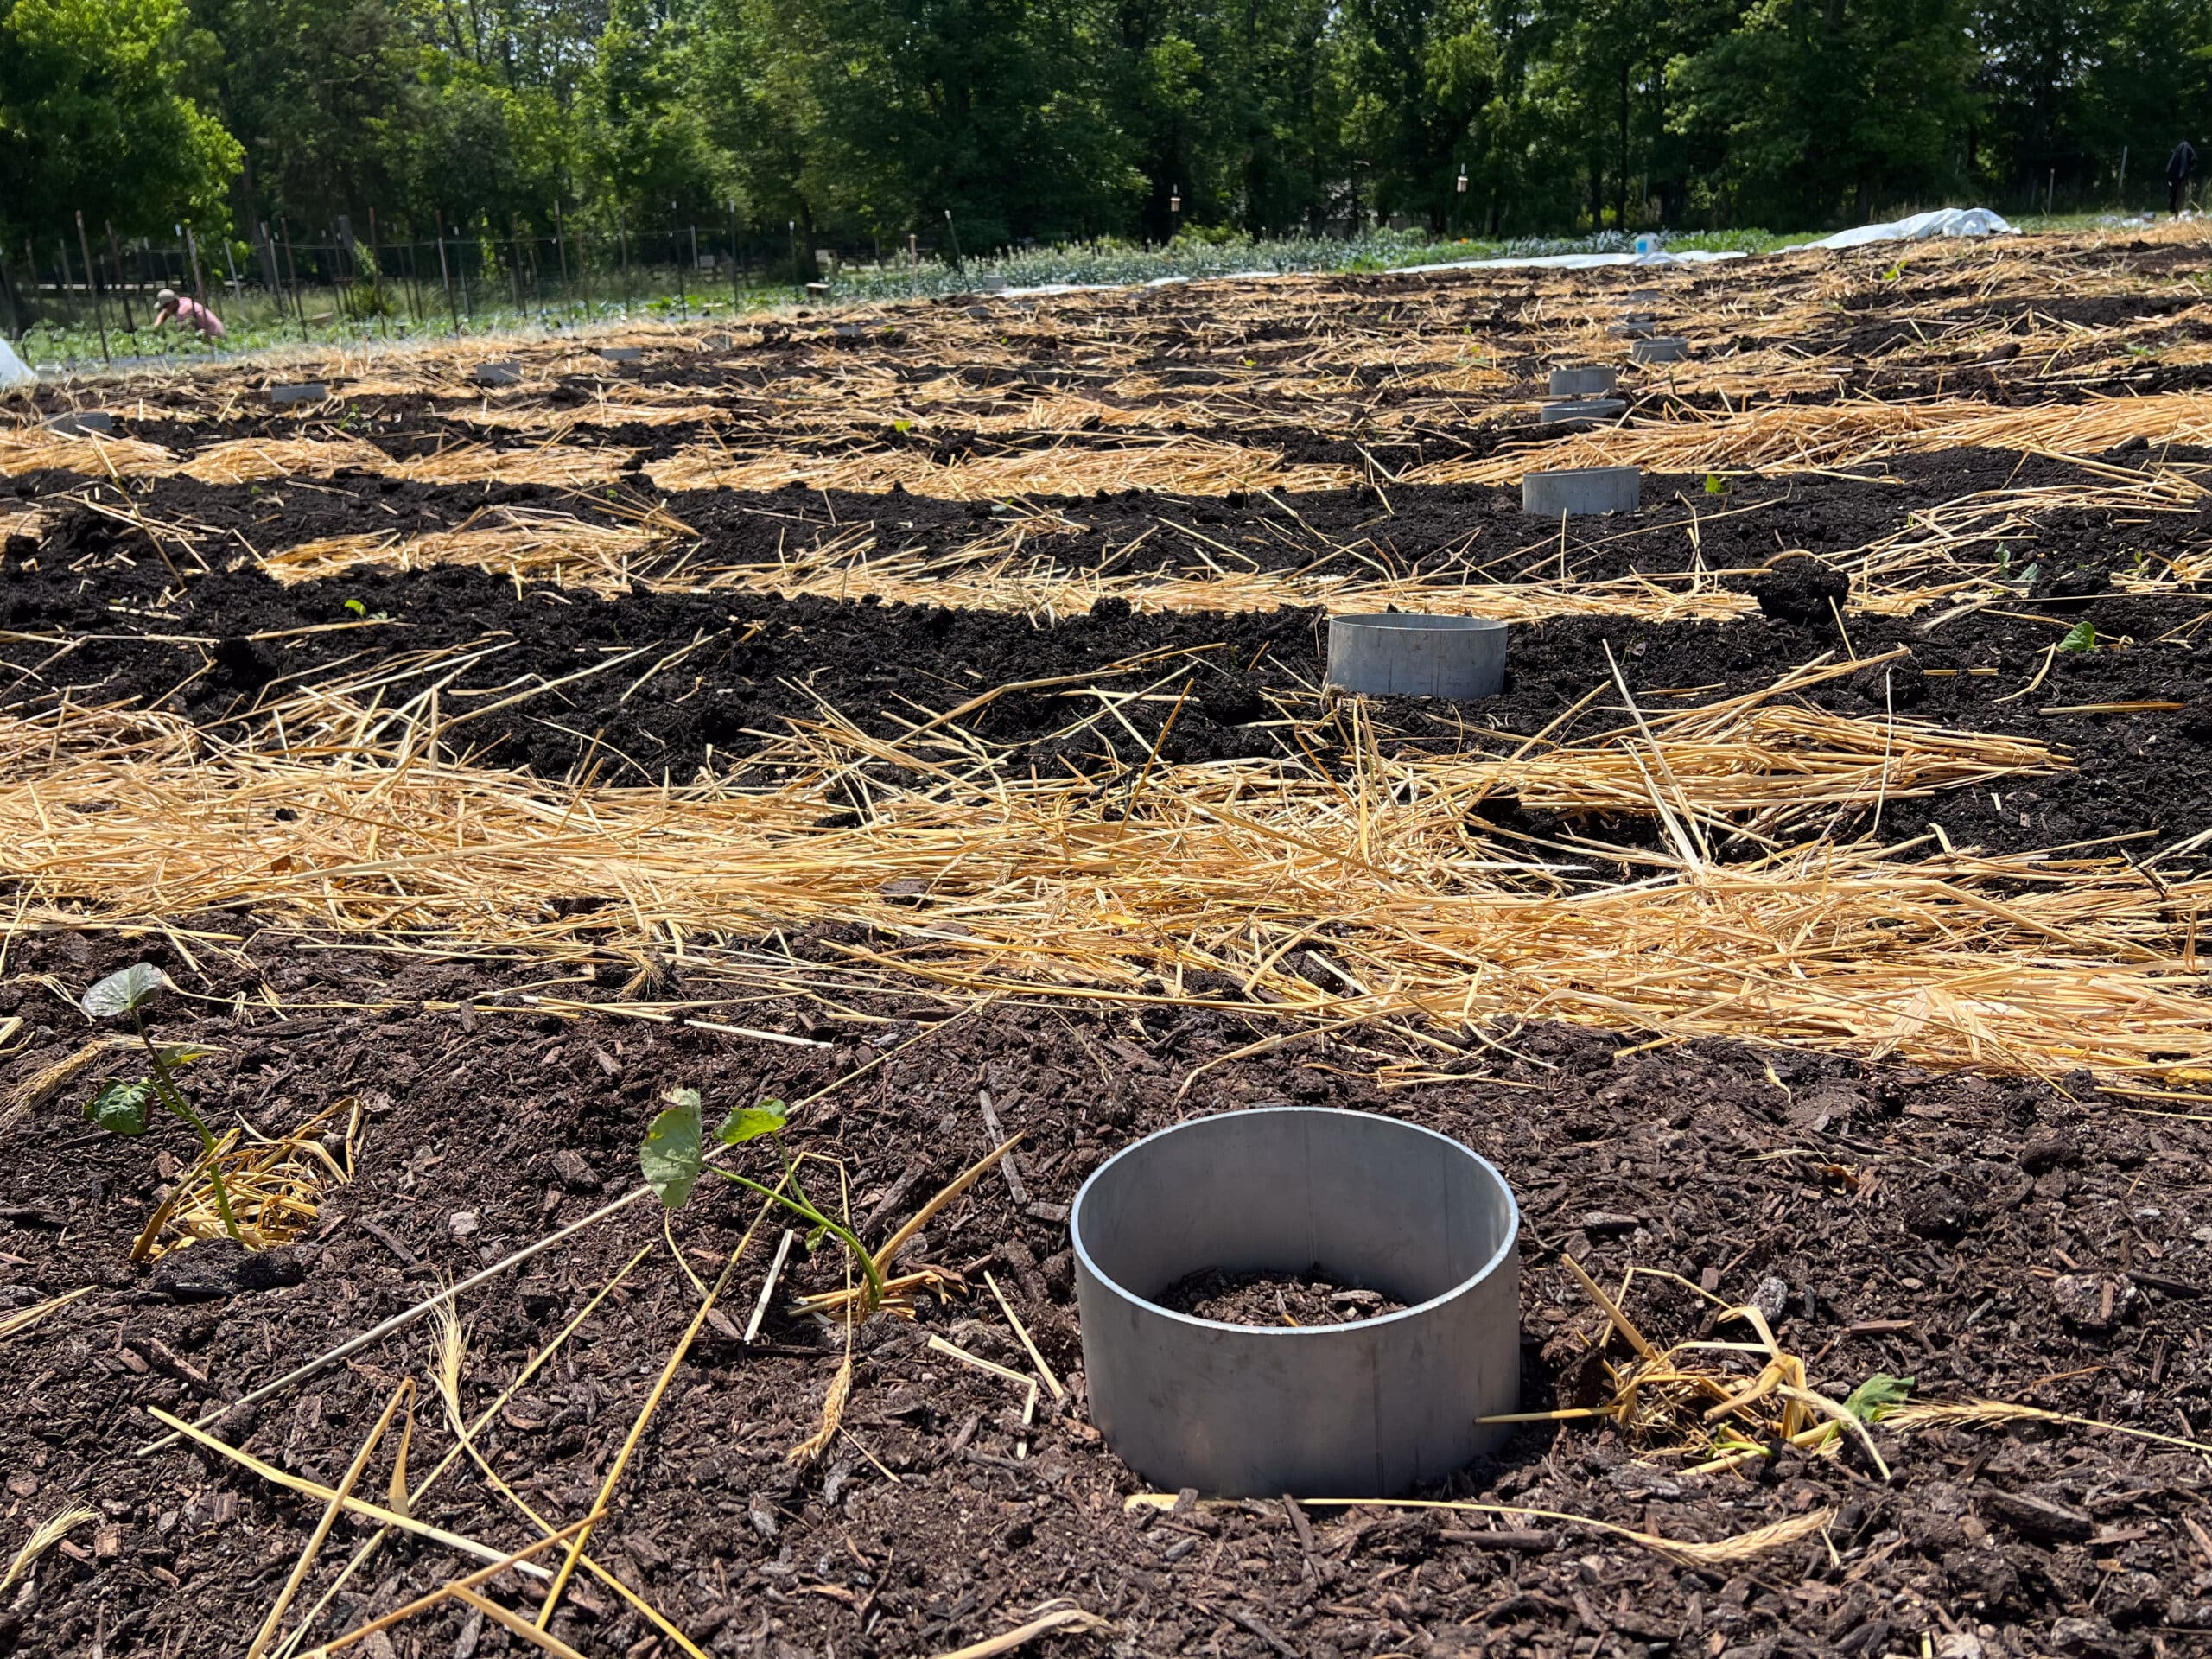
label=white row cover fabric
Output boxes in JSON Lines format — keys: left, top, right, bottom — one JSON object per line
{"left": 0, "top": 337, "right": 35, "bottom": 390}
{"left": 997, "top": 248, "right": 1745, "bottom": 298}
{"left": 1397, "top": 249, "right": 1746, "bottom": 274}
{"left": 1785, "top": 208, "right": 2016, "bottom": 251}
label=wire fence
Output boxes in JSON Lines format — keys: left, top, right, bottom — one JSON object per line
{"left": 8, "top": 181, "right": 2199, "bottom": 367}
{"left": 2, "top": 215, "right": 957, "bottom": 359}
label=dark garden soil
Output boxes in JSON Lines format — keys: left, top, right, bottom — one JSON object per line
{"left": 1156, "top": 1269, "right": 1411, "bottom": 1327}
{"left": 9, "top": 472, "right": 2212, "bottom": 861}
{"left": 2, "top": 937, "right": 2210, "bottom": 1659}
{"left": 16, "top": 442, "right": 2189, "bottom": 583}
{"left": 10, "top": 235, "right": 2212, "bottom": 1659}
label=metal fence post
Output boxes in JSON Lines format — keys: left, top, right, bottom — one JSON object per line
{"left": 184, "top": 224, "right": 208, "bottom": 306}
{"left": 434, "top": 211, "right": 461, "bottom": 336}
{"left": 55, "top": 239, "right": 79, "bottom": 330}
{"left": 617, "top": 205, "right": 631, "bottom": 311}
{"left": 672, "top": 206, "right": 689, "bottom": 317}
{"left": 577, "top": 213, "right": 594, "bottom": 318}
{"left": 105, "top": 221, "right": 137, "bottom": 331}
{"left": 368, "top": 207, "right": 391, "bottom": 339}
{"left": 281, "top": 219, "right": 309, "bottom": 340}
{"left": 220, "top": 237, "right": 245, "bottom": 336}
{"left": 77, "top": 211, "right": 111, "bottom": 364}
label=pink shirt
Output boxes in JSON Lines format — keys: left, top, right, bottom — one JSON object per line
{"left": 159, "top": 296, "right": 226, "bottom": 339}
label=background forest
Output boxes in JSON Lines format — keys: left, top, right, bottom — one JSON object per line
{"left": 3, "top": 0, "right": 2210, "bottom": 267}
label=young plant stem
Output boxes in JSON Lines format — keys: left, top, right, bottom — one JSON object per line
{"left": 712, "top": 1168, "right": 886, "bottom": 1305}
{"left": 133, "top": 1012, "right": 244, "bottom": 1243}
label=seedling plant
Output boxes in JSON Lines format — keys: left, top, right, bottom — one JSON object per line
{"left": 79, "top": 964, "right": 242, "bottom": 1243}
{"left": 641, "top": 1086, "right": 1024, "bottom": 1323}
{"left": 642, "top": 1089, "right": 887, "bottom": 1306}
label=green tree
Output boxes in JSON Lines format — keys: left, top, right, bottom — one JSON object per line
{"left": 1671, "top": 0, "right": 1980, "bottom": 226}
{"left": 185, "top": 0, "right": 416, "bottom": 232}
{"left": 580, "top": 0, "right": 720, "bottom": 234}
{"left": 0, "top": 0, "right": 242, "bottom": 242}
{"left": 1979, "top": 0, "right": 2212, "bottom": 208}
{"left": 698, "top": 0, "right": 1141, "bottom": 250}
{"left": 1325, "top": 0, "right": 1465, "bottom": 228}
{"left": 1973, "top": 0, "right": 2108, "bottom": 204}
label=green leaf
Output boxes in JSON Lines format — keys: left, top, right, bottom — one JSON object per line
{"left": 2019, "top": 563, "right": 2042, "bottom": 587}
{"left": 344, "top": 598, "right": 367, "bottom": 616}
{"left": 80, "top": 963, "right": 168, "bottom": 1020}
{"left": 85, "top": 1078, "right": 155, "bottom": 1135}
{"left": 1704, "top": 473, "right": 1726, "bottom": 495}
{"left": 1841, "top": 1372, "right": 1915, "bottom": 1422}
{"left": 2059, "top": 620, "right": 2097, "bottom": 653}
{"left": 893, "top": 418, "right": 912, "bottom": 435}
{"left": 158, "top": 1043, "right": 219, "bottom": 1067}
{"left": 641, "top": 1089, "right": 704, "bottom": 1209}
{"left": 716, "top": 1097, "right": 789, "bottom": 1146}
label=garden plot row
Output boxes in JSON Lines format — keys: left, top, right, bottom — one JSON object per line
{"left": 7, "top": 530, "right": 2212, "bottom": 1081}
{"left": 10, "top": 423, "right": 2211, "bottom": 645}
{"left": 3, "top": 228, "right": 2212, "bottom": 1659}
{"left": 15, "top": 389, "right": 2212, "bottom": 500}
{"left": 17, "top": 221, "right": 2212, "bottom": 433}
{"left": 3, "top": 931, "right": 2210, "bottom": 1659}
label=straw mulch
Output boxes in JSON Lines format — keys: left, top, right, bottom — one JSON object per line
{"left": 13, "top": 381, "right": 2202, "bottom": 507}
{"left": 3, "top": 664, "right": 2202, "bottom": 1087}
{"left": 246, "top": 514, "right": 1757, "bottom": 626}
{"left": 1463, "top": 654, "right": 2068, "bottom": 845}
{"left": 0, "top": 429, "right": 177, "bottom": 480}
{"left": 21, "top": 218, "right": 2206, "bottom": 435}
{"left": 1415, "top": 391, "right": 2212, "bottom": 486}
{"left": 263, "top": 509, "right": 671, "bottom": 595}
{"left": 131, "top": 1101, "right": 353, "bottom": 1262}
{"left": 1651, "top": 303, "right": 2212, "bottom": 408}
{"left": 194, "top": 437, "right": 628, "bottom": 489}
{"left": 228, "top": 465, "right": 2205, "bottom": 631}
{"left": 468, "top": 398, "right": 734, "bottom": 434}
{"left": 0, "top": 429, "right": 628, "bottom": 488}
{"left": 675, "top": 539, "right": 1755, "bottom": 625}
{"left": 643, "top": 435, "right": 1363, "bottom": 499}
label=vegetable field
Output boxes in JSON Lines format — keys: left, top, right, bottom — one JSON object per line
{"left": 5, "top": 221, "right": 2212, "bottom": 1659}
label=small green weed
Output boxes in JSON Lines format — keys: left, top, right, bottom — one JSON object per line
{"left": 2059, "top": 620, "right": 2097, "bottom": 653}
{"left": 1843, "top": 1373, "right": 1915, "bottom": 1421}
{"left": 643, "top": 1089, "right": 887, "bottom": 1304}
{"left": 79, "top": 965, "right": 242, "bottom": 1243}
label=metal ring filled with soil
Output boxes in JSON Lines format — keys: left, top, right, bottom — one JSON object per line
{"left": 1071, "top": 1106, "right": 1520, "bottom": 1497}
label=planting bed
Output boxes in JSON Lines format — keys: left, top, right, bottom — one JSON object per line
{"left": 4, "top": 224, "right": 2212, "bottom": 1659}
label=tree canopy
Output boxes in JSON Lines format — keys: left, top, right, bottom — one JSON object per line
{"left": 1, "top": 0, "right": 241, "bottom": 239}
{"left": 3, "top": 0, "right": 2209, "bottom": 251}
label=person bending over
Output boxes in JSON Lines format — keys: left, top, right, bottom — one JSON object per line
{"left": 151, "top": 288, "right": 226, "bottom": 339}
